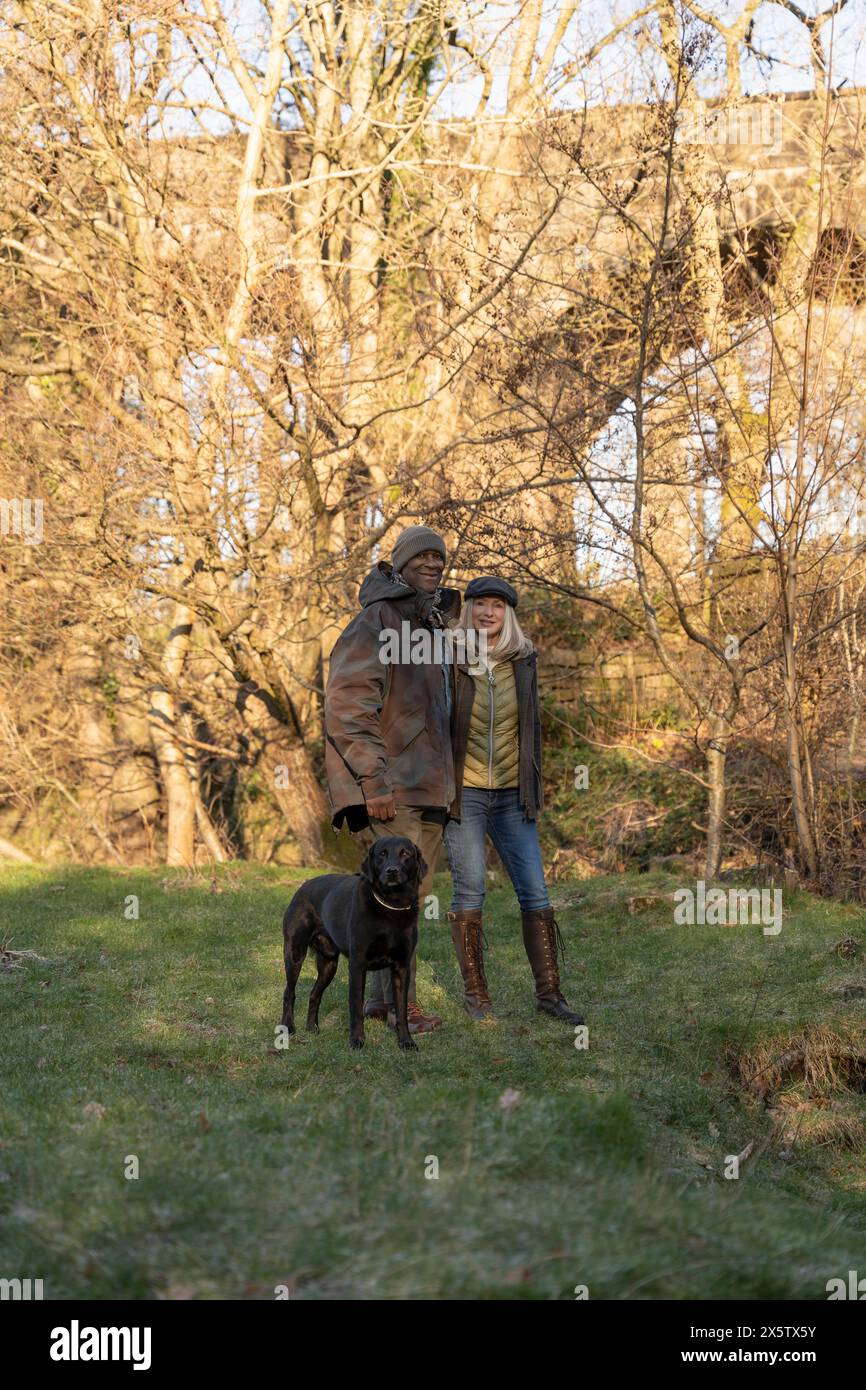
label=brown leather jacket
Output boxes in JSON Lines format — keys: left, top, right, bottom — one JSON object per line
{"left": 324, "top": 562, "right": 461, "bottom": 829}
{"left": 450, "top": 650, "right": 544, "bottom": 822}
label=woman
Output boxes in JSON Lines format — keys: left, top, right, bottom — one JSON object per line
{"left": 444, "top": 576, "right": 584, "bottom": 1025}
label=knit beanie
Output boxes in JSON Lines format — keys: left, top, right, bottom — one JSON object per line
{"left": 391, "top": 525, "right": 447, "bottom": 573}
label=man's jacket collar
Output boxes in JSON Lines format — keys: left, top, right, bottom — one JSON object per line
{"left": 358, "top": 561, "right": 460, "bottom": 625}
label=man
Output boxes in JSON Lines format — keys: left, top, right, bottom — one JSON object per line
{"left": 324, "top": 525, "right": 460, "bottom": 1034}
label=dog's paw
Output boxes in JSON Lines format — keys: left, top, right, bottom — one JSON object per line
{"left": 306, "top": 1022, "right": 319, "bottom": 1034}
{"left": 349, "top": 1036, "right": 365, "bottom": 1050}
{"left": 398, "top": 1036, "right": 419, "bottom": 1051}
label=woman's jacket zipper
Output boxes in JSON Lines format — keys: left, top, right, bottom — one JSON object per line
{"left": 487, "top": 666, "right": 496, "bottom": 785}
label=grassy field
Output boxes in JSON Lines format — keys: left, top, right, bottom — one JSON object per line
{"left": 2, "top": 858, "right": 866, "bottom": 1300}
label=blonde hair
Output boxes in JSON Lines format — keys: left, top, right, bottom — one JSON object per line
{"left": 450, "top": 594, "right": 535, "bottom": 667}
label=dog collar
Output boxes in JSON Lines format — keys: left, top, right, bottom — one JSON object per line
{"left": 370, "top": 889, "right": 417, "bottom": 912}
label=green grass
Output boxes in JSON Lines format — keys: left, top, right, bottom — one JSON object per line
{"left": 2, "top": 861, "right": 866, "bottom": 1300}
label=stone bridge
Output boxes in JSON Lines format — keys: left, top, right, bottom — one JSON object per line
{"left": 152, "top": 87, "right": 866, "bottom": 293}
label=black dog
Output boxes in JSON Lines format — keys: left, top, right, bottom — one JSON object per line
{"left": 280, "top": 836, "right": 427, "bottom": 1050}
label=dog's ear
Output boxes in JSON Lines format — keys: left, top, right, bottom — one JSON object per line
{"left": 414, "top": 844, "right": 428, "bottom": 884}
{"left": 359, "top": 846, "right": 376, "bottom": 883}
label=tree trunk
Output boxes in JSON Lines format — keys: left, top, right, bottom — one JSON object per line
{"left": 234, "top": 677, "right": 325, "bottom": 864}
{"left": 704, "top": 714, "right": 728, "bottom": 879}
{"left": 148, "top": 605, "right": 197, "bottom": 866}
{"left": 780, "top": 520, "right": 817, "bottom": 878}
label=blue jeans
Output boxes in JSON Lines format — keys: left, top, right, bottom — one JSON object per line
{"left": 444, "top": 788, "right": 551, "bottom": 912}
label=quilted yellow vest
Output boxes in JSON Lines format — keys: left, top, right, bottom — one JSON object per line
{"left": 462, "top": 659, "right": 520, "bottom": 789}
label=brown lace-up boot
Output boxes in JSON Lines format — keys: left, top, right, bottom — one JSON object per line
{"left": 521, "top": 907, "right": 584, "bottom": 1024}
{"left": 448, "top": 909, "right": 494, "bottom": 1020}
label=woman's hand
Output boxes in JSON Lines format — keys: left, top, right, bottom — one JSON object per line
{"left": 367, "top": 794, "right": 397, "bottom": 820}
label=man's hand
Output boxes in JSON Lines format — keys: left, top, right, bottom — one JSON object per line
{"left": 367, "top": 793, "right": 397, "bottom": 821}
